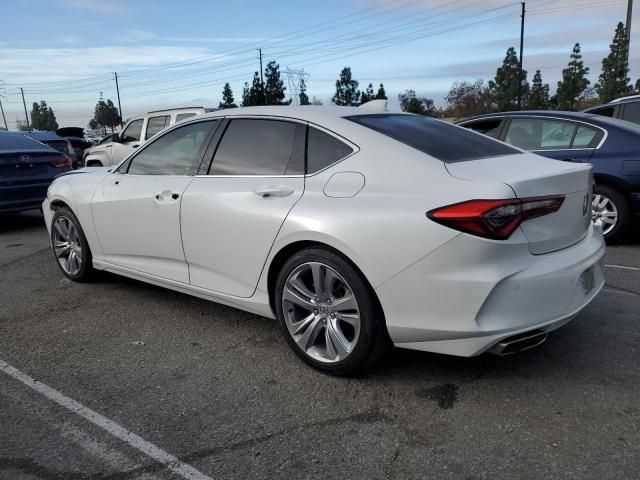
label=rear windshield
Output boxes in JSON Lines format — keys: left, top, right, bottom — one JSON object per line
{"left": 44, "top": 140, "right": 71, "bottom": 154}
{"left": 345, "top": 114, "right": 521, "bottom": 162}
{"left": 0, "top": 133, "right": 51, "bottom": 151}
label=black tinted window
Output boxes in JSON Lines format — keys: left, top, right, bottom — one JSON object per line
{"left": 128, "top": 121, "right": 215, "bottom": 175}
{"left": 462, "top": 119, "right": 503, "bottom": 138}
{"left": 145, "top": 115, "right": 170, "bottom": 139}
{"left": 346, "top": 114, "right": 520, "bottom": 162}
{"left": 211, "top": 119, "right": 303, "bottom": 175}
{"left": 623, "top": 102, "right": 640, "bottom": 123}
{"left": 307, "top": 128, "right": 353, "bottom": 173}
{"left": 588, "top": 106, "right": 615, "bottom": 117}
{"left": 44, "top": 140, "right": 71, "bottom": 154}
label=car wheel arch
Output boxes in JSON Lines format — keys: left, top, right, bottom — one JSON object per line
{"left": 265, "top": 240, "right": 384, "bottom": 321}
{"left": 592, "top": 173, "right": 632, "bottom": 201}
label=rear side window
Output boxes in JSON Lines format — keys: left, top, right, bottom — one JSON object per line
{"left": 210, "top": 119, "right": 304, "bottom": 175}
{"left": 461, "top": 119, "right": 503, "bottom": 138}
{"left": 587, "top": 106, "right": 615, "bottom": 117}
{"left": 307, "top": 127, "right": 353, "bottom": 173}
{"left": 176, "top": 113, "right": 196, "bottom": 122}
{"left": 346, "top": 114, "right": 519, "bottom": 162}
{"left": 505, "top": 118, "right": 574, "bottom": 150}
{"left": 145, "top": 115, "right": 170, "bottom": 139}
{"left": 622, "top": 102, "right": 640, "bottom": 124}
{"left": 573, "top": 126, "right": 603, "bottom": 148}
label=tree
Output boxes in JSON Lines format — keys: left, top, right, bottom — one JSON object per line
{"left": 527, "top": 70, "right": 550, "bottom": 110}
{"left": 264, "top": 61, "right": 290, "bottom": 105}
{"left": 311, "top": 96, "right": 323, "bottom": 105}
{"left": 490, "top": 47, "right": 528, "bottom": 111}
{"left": 219, "top": 83, "right": 237, "bottom": 108}
{"left": 30, "top": 100, "right": 58, "bottom": 131}
{"left": 299, "top": 78, "right": 310, "bottom": 105}
{"left": 555, "top": 43, "right": 590, "bottom": 111}
{"left": 360, "top": 83, "right": 375, "bottom": 103}
{"left": 596, "top": 22, "right": 632, "bottom": 102}
{"left": 398, "top": 90, "right": 435, "bottom": 116}
{"left": 375, "top": 83, "right": 387, "bottom": 100}
{"left": 88, "top": 118, "right": 99, "bottom": 130}
{"left": 446, "top": 79, "right": 494, "bottom": 118}
{"left": 16, "top": 119, "right": 31, "bottom": 131}
{"left": 93, "top": 99, "right": 121, "bottom": 132}
{"left": 242, "top": 72, "right": 266, "bottom": 107}
{"left": 332, "top": 67, "right": 360, "bottom": 106}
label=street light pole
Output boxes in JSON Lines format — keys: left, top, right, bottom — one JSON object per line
{"left": 517, "top": 2, "right": 526, "bottom": 109}
{"left": 626, "top": 0, "right": 634, "bottom": 66}
{"left": 20, "top": 87, "right": 30, "bottom": 128}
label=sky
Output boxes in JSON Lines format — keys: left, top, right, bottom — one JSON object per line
{"left": 0, "top": 0, "right": 637, "bottom": 128}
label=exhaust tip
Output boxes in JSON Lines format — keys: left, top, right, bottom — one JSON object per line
{"left": 489, "top": 330, "right": 548, "bottom": 356}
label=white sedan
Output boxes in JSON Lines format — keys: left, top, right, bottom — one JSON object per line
{"left": 43, "top": 106, "right": 605, "bottom": 375}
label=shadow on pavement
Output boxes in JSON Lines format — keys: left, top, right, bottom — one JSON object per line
{"left": 0, "top": 210, "right": 44, "bottom": 233}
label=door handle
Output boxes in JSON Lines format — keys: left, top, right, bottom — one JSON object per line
{"left": 154, "top": 190, "right": 179, "bottom": 202}
{"left": 253, "top": 185, "right": 295, "bottom": 198}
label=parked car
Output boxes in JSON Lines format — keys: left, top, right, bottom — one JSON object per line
{"left": 457, "top": 111, "right": 640, "bottom": 242}
{"left": 19, "top": 130, "right": 78, "bottom": 169}
{"left": 83, "top": 107, "right": 217, "bottom": 167}
{"left": 43, "top": 106, "right": 604, "bottom": 375}
{"left": 584, "top": 95, "right": 640, "bottom": 124}
{"left": 0, "top": 131, "right": 72, "bottom": 213}
{"left": 56, "top": 128, "right": 92, "bottom": 166}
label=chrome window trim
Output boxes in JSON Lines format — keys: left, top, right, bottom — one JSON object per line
{"left": 463, "top": 115, "right": 608, "bottom": 150}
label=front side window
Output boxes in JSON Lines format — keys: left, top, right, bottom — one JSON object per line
{"left": 145, "top": 115, "right": 170, "bottom": 139}
{"left": 128, "top": 121, "right": 215, "bottom": 175}
{"left": 120, "top": 119, "right": 144, "bottom": 143}
{"left": 346, "top": 114, "right": 519, "bottom": 162}
{"left": 307, "top": 127, "right": 354, "bottom": 173}
{"left": 99, "top": 135, "right": 114, "bottom": 145}
{"left": 210, "top": 119, "right": 303, "bottom": 175}
{"left": 622, "top": 102, "right": 640, "bottom": 124}
{"left": 462, "top": 119, "right": 503, "bottom": 138}
{"left": 505, "top": 118, "right": 576, "bottom": 150}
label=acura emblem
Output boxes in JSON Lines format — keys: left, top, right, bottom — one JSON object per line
{"left": 583, "top": 193, "right": 589, "bottom": 216}
{"left": 19, "top": 155, "right": 30, "bottom": 163}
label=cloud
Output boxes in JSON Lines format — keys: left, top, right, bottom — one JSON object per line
{"left": 62, "top": 0, "right": 129, "bottom": 15}
{"left": 118, "top": 30, "right": 156, "bottom": 43}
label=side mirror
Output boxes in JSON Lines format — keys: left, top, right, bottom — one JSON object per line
{"left": 112, "top": 133, "right": 121, "bottom": 143}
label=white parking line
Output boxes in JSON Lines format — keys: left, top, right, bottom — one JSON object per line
{"left": 0, "top": 359, "right": 213, "bottom": 480}
{"left": 605, "top": 264, "right": 640, "bottom": 272}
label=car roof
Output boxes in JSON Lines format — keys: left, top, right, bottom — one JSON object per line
{"left": 18, "top": 131, "right": 64, "bottom": 141}
{"left": 609, "top": 95, "right": 640, "bottom": 104}
{"left": 197, "top": 105, "right": 407, "bottom": 124}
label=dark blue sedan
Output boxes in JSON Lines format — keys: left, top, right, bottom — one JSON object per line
{"left": 0, "top": 131, "right": 72, "bottom": 213}
{"left": 457, "top": 111, "right": 640, "bottom": 242}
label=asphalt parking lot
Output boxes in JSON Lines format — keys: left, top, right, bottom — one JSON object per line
{"left": 1, "top": 211, "right": 639, "bottom": 480}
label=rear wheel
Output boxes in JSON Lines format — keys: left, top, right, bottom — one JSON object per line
{"left": 275, "top": 247, "right": 389, "bottom": 376}
{"left": 592, "top": 185, "right": 630, "bottom": 243}
{"left": 50, "top": 207, "right": 94, "bottom": 281}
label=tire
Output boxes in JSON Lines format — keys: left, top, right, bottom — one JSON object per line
{"left": 274, "top": 247, "right": 390, "bottom": 376}
{"left": 50, "top": 207, "right": 94, "bottom": 282}
{"left": 592, "top": 184, "right": 630, "bottom": 243}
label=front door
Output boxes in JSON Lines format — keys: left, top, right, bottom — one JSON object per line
{"left": 110, "top": 118, "right": 144, "bottom": 165}
{"left": 91, "top": 120, "right": 218, "bottom": 283}
{"left": 181, "top": 118, "right": 306, "bottom": 297}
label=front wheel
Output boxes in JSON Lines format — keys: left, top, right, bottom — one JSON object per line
{"left": 275, "top": 247, "right": 389, "bottom": 376}
{"left": 592, "top": 185, "right": 630, "bottom": 243}
{"left": 50, "top": 207, "right": 94, "bottom": 281}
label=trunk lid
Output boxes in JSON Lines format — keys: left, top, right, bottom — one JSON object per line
{"left": 445, "top": 153, "right": 593, "bottom": 254}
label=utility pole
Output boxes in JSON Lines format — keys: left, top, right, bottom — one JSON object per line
{"left": 626, "top": 0, "right": 634, "bottom": 66}
{"left": 20, "top": 87, "right": 29, "bottom": 128}
{"left": 0, "top": 96, "right": 7, "bottom": 130}
{"left": 114, "top": 72, "right": 123, "bottom": 127}
{"left": 517, "top": 2, "right": 526, "bottom": 109}
{"left": 257, "top": 48, "right": 265, "bottom": 104}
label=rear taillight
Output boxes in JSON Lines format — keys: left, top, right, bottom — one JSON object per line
{"left": 50, "top": 155, "right": 72, "bottom": 168}
{"left": 427, "top": 196, "right": 565, "bottom": 240}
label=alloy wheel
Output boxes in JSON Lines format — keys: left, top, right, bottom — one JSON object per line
{"left": 592, "top": 193, "right": 618, "bottom": 235}
{"left": 53, "top": 216, "right": 83, "bottom": 275}
{"left": 281, "top": 262, "right": 361, "bottom": 363}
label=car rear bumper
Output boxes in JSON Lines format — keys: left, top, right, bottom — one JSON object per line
{"left": 0, "top": 185, "right": 49, "bottom": 213}
{"left": 376, "top": 224, "right": 605, "bottom": 357}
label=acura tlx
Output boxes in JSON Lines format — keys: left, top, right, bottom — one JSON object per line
{"left": 42, "top": 105, "right": 605, "bottom": 375}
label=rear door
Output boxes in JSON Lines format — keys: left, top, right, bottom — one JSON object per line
{"left": 181, "top": 117, "right": 305, "bottom": 297}
{"left": 91, "top": 120, "right": 218, "bottom": 282}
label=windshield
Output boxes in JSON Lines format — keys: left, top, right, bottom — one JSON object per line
{"left": 345, "top": 114, "right": 521, "bottom": 162}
